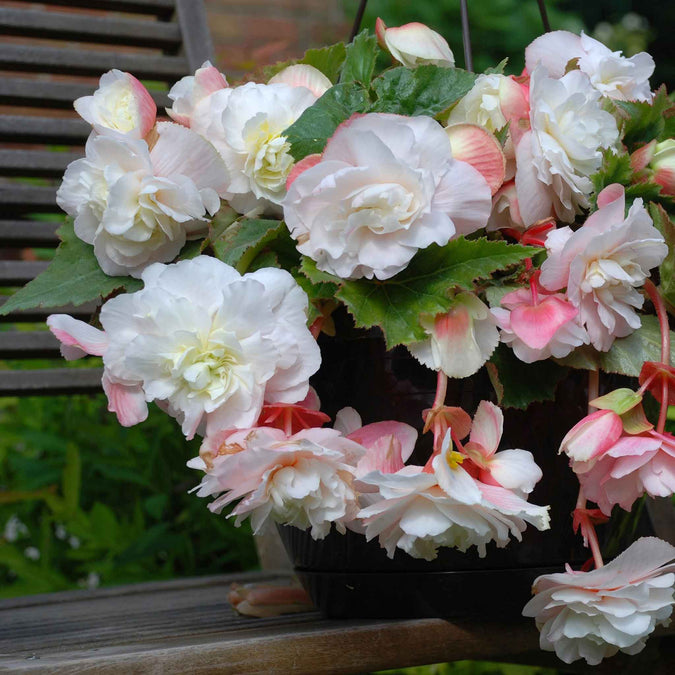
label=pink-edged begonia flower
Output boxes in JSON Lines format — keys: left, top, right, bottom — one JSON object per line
{"left": 523, "top": 537, "right": 675, "bottom": 665}
{"left": 487, "top": 180, "right": 524, "bottom": 232}
{"left": 268, "top": 64, "right": 332, "bottom": 98}
{"left": 167, "top": 60, "right": 229, "bottom": 129}
{"left": 188, "top": 427, "right": 365, "bottom": 539}
{"left": 57, "top": 123, "right": 227, "bottom": 277}
{"left": 74, "top": 69, "right": 156, "bottom": 139}
{"left": 47, "top": 256, "right": 321, "bottom": 440}
{"left": 559, "top": 409, "right": 624, "bottom": 467}
{"left": 515, "top": 67, "right": 619, "bottom": 225}
{"left": 408, "top": 293, "right": 499, "bottom": 378}
{"left": 576, "top": 429, "right": 675, "bottom": 515}
{"left": 525, "top": 30, "right": 654, "bottom": 102}
{"left": 284, "top": 113, "right": 492, "bottom": 281}
{"left": 539, "top": 184, "right": 667, "bottom": 351}
{"left": 492, "top": 281, "right": 590, "bottom": 363}
{"left": 375, "top": 18, "right": 454, "bottom": 68}
{"left": 357, "top": 430, "right": 549, "bottom": 561}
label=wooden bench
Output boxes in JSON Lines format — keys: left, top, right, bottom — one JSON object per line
{"left": 0, "top": 0, "right": 213, "bottom": 396}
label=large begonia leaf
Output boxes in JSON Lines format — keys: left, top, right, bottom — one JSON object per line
{"left": 211, "top": 218, "right": 287, "bottom": 272}
{"left": 613, "top": 86, "right": 673, "bottom": 148}
{"left": 334, "top": 238, "right": 536, "bottom": 348}
{"left": 284, "top": 82, "right": 371, "bottom": 160}
{"left": 649, "top": 202, "right": 675, "bottom": 312}
{"left": 341, "top": 30, "right": 379, "bottom": 85}
{"left": 299, "top": 43, "right": 347, "bottom": 83}
{"left": 556, "top": 315, "right": 675, "bottom": 377}
{"left": 488, "top": 344, "right": 569, "bottom": 409}
{"left": 369, "top": 65, "right": 477, "bottom": 117}
{"left": 0, "top": 221, "right": 141, "bottom": 315}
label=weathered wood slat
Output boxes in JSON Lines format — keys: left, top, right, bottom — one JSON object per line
{"left": 0, "top": 8, "right": 181, "bottom": 50}
{"left": 0, "top": 368, "right": 103, "bottom": 395}
{"left": 0, "top": 45, "right": 188, "bottom": 81}
{"left": 175, "top": 0, "right": 216, "bottom": 71}
{"left": 0, "top": 149, "right": 82, "bottom": 178}
{"left": 0, "top": 260, "right": 51, "bottom": 285}
{"left": 0, "top": 331, "right": 62, "bottom": 358}
{"left": 0, "top": 78, "right": 171, "bottom": 110}
{"left": 0, "top": 185, "right": 58, "bottom": 214}
{"left": 0, "top": 297, "right": 97, "bottom": 322}
{"left": 0, "top": 116, "right": 90, "bottom": 145}
{"left": 0, "top": 573, "right": 672, "bottom": 674}
{"left": 17, "top": 0, "right": 177, "bottom": 17}
{"left": 0, "top": 220, "right": 61, "bottom": 247}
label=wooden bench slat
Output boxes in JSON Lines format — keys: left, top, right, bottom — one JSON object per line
{"left": 0, "top": 149, "right": 82, "bottom": 178}
{"left": 0, "top": 44, "right": 189, "bottom": 80}
{"left": 0, "top": 78, "right": 171, "bottom": 110}
{"left": 0, "top": 185, "right": 58, "bottom": 214}
{"left": 0, "top": 260, "right": 51, "bottom": 285}
{"left": 0, "top": 116, "right": 90, "bottom": 145}
{"left": 0, "top": 331, "right": 62, "bottom": 358}
{"left": 0, "top": 220, "right": 61, "bottom": 247}
{"left": 0, "top": 8, "right": 181, "bottom": 50}
{"left": 0, "top": 367, "right": 103, "bottom": 395}
{"left": 14, "top": 0, "right": 177, "bottom": 17}
{"left": 0, "top": 297, "right": 97, "bottom": 322}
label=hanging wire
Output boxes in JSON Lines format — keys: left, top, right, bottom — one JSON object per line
{"left": 349, "top": 0, "right": 369, "bottom": 42}
{"left": 459, "top": 0, "right": 473, "bottom": 72}
{"left": 537, "top": 0, "right": 552, "bottom": 32}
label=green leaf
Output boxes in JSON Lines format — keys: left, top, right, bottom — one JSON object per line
{"left": 590, "top": 388, "right": 642, "bottom": 415}
{"left": 177, "top": 239, "right": 204, "bottom": 260}
{"left": 341, "top": 30, "right": 379, "bottom": 84}
{"left": 591, "top": 150, "right": 632, "bottom": 198}
{"left": 485, "top": 58, "right": 508, "bottom": 75}
{"left": 299, "top": 255, "right": 343, "bottom": 285}
{"left": 489, "top": 344, "right": 569, "bottom": 409}
{"left": 0, "top": 221, "right": 141, "bottom": 315}
{"left": 336, "top": 238, "right": 536, "bottom": 348}
{"left": 649, "top": 202, "right": 675, "bottom": 309}
{"left": 556, "top": 315, "right": 675, "bottom": 377}
{"left": 284, "top": 82, "right": 371, "bottom": 160}
{"left": 614, "top": 86, "right": 673, "bottom": 148}
{"left": 299, "top": 43, "right": 347, "bottom": 83}
{"left": 370, "top": 65, "right": 477, "bottom": 117}
{"left": 62, "top": 443, "right": 81, "bottom": 517}
{"left": 211, "top": 218, "right": 286, "bottom": 272}
{"left": 293, "top": 273, "right": 339, "bottom": 325}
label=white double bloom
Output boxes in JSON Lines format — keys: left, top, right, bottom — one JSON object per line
{"left": 284, "top": 113, "right": 492, "bottom": 280}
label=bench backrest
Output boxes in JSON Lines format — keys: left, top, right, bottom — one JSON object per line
{"left": 0, "top": 0, "right": 214, "bottom": 395}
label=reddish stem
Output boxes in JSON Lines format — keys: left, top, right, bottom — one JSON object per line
{"left": 284, "top": 408, "right": 293, "bottom": 436}
{"left": 645, "top": 279, "right": 671, "bottom": 366}
{"left": 658, "top": 377, "right": 669, "bottom": 434}
{"left": 576, "top": 489, "right": 604, "bottom": 569}
{"left": 432, "top": 371, "right": 448, "bottom": 409}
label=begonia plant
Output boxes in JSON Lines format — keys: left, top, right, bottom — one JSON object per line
{"left": 3, "top": 13, "right": 675, "bottom": 667}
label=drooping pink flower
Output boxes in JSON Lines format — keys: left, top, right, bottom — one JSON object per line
{"left": 375, "top": 18, "right": 454, "bottom": 68}
{"left": 74, "top": 69, "right": 156, "bottom": 139}
{"left": 523, "top": 537, "right": 675, "bottom": 665}
{"left": 559, "top": 409, "right": 624, "bottom": 467}
{"left": 167, "top": 60, "right": 228, "bottom": 128}
{"left": 540, "top": 184, "right": 667, "bottom": 351}
{"left": 188, "top": 427, "right": 365, "bottom": 539}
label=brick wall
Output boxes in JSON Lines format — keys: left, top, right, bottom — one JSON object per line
{"left": 204, "top": 0, "right": 350, "bottom": 78}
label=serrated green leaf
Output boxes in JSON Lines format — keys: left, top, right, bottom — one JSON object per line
{"left": 592, "top": 150, "right": 633, "bottom": 198}
{"left": 370, "top": 65, "right": 477, "bottom": 117}
{"left": 299, "top": 256, "right": 343, "bottom": 285}
{"left": 485, "top": 58, "right": 508, "bottom": 75}
{"left": 614, "top": 86, "right": 673, "bottom": 148}
{"left": 299, "top": 43, "right": 347, "bottom": 83}
{"left": 211, "top": 218, "right": 285, "bottom": 272}
{"left": 336, "top": 238, "right": 536, "bottom": 348}
{"left": 284, "top": 82, "right": 371, "bottom": 160}
{"left": 293, "top": 273, "right": 339, "bottom": 325}
{"left": 556, "top": 315, "right": 675, "bottom": 377}
{"left": 489, "top": 344, "right": 568, "bottom": 409}
{"left": 341, "top": 30, "right": 378, "bottom": 84}
{"left": 649, "top": 202, "right": 675, "bottom": 309}
{"left": 0, "top": 221, "right": 141, "bottom": 315}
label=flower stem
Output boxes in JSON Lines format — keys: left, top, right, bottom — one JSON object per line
{"left": 576, "top": 489, "right": 604, "bottom": 569}
{"left": 645, "top": 279, "right": 670, "bottom": 366}
{"left": 432, "top": 371, "right": 448, "bottom": 409}
{"left": 587, "top": 369, "right": 599, "bottom": 415}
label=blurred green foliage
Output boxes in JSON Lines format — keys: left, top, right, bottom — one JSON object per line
{"left": 375, "top": 660, "right": 560, "bottom": 675}
{"left": 0, "top": 395, "right": 257, "bottom": 598}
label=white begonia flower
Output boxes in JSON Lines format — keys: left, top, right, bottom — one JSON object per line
{"left": 167, "top": 60, "right": 229, "bottom": 129}
{"left": 188, "top": 427, "right": 365, "bottom": 540}
{"left": 376, "top": 18, "right": 454, "bottom": 68}
{"left": 74, "top": 69, "right": 156, "bottom": 139}
{"left": 195, "top": 82, "right": 319, "bottom": 215}
{"left": 408, "top": 293, "right": 499, "bottom": 378}
{"left": 268, "top": 64, "right": 332, "bottom": 98}
{"left": 515, "top": 68, "right": 619, "bottom": 226}
{"left": 284, "top": 113, "right": 492, "bottom": 281}
{"left": 525, "top": 30, "right": 654, "bottom": 103}
{"left": 358, "top": 436, "right": 549, "bottom": 561}
{"left": 540, "top": 184, "right": 667, "bottom": 351}
{"left": 523, "top": 537, "right": 675, "bottom": 666}
{"left": 57, "top": 122, "right": 228, "bottom": 277}
{"left": 47, "top": 256, "right": 321, "bottom": 439}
